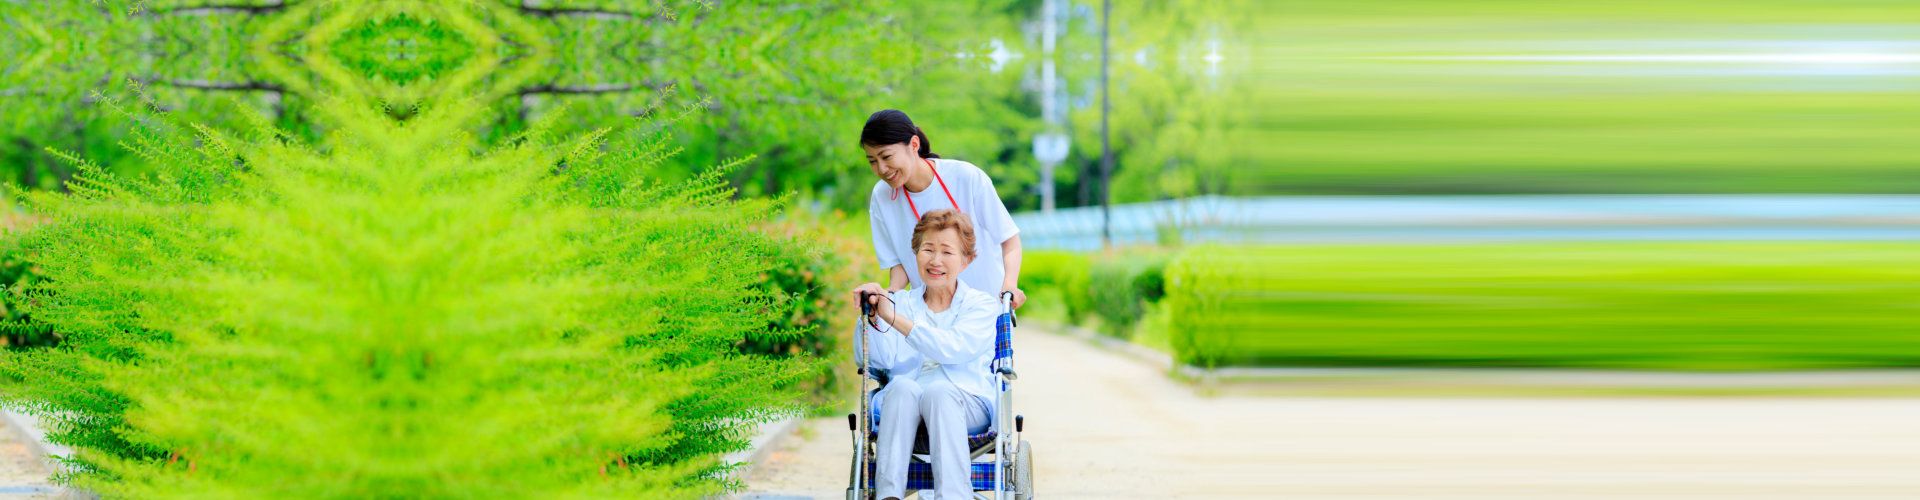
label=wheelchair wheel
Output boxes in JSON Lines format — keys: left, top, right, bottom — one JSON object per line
{"left": 1014, "top": 440, "right": 1034, "bottom": 500}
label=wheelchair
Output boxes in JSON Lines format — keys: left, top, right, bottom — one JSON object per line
{"left": 846, "top": 291, "right": 1033, "bottom": 500}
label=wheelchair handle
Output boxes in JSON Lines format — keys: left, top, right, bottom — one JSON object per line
{"left": 1000, "top": 291, "right": 1018, "bottom": 326}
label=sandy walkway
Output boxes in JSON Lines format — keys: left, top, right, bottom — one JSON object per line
{"left": 0, "top": 414, "right": 55, "bottom": 499}
{"left": 738, "top": 327, "right": 1920, "bottom": 499}
{"left": 4, "top": 326, "right": 1916, "bottom": 499}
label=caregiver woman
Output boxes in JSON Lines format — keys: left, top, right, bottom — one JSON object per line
{"left": 852, "top": 209, "right": 1001, "bottom": 500}
{"left": 862, "top": 109, "right": 1026, "bottom": 308}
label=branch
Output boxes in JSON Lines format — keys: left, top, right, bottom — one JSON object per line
{"left": 516, "top": 1, "right": 640, "bottom": 20}
{"left": 516, "top": 82, "right": 647, "bottom": 96}
{"left": 154, "top": 78, "right": 285, "bottom": 92}
{"left": 150, "top": 0, "right": 287, "bottom": 16}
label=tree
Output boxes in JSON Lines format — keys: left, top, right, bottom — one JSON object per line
{"left": 1061, "top": 0, "right": 1259, "bottom": 205}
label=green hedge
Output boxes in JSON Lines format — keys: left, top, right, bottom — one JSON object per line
{"left": 1020, "top": 251, "right": 1091, "bottom": 324}
{"left": 1085, "top": 253, "right": 1170, "bottom": 338}
{"left": 1236, "top": 242, "right": 1920, "bottom": 370}
{"left": 1051, "top": 242, "right": 1920, "bottom": 372}
{"left": 1164, "top": 246, "right": 1273, "bottom": 368}
{"left": 1025, "top": 250, "right": 1170, "bottom": 339}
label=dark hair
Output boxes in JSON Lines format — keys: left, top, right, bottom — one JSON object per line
{"left": 860, "top": 109, "right": 938, "bottom": 159}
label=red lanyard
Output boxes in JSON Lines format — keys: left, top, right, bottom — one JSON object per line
{"left": 901, "top": 158, "right": 960, "bottom": 220}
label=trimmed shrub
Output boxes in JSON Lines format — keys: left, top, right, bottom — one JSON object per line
{"left": 1217, "top": 243, "right": 1920, "bottom": 370}
{"left": 1163, "top": 245, "right": 1269, "bottom": 369}
{"left": 1019, "top": 250, "right": 1090, "bottom": 323}
{"left": 1086, "top": 252, "right": 1170, "bottom": 338}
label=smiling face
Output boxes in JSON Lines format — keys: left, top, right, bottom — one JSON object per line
{"left": 915, "top": 226, "right": 973, "bottom": 288}
{"left": 862, "top": 137, "right": 920, "bottom": 190}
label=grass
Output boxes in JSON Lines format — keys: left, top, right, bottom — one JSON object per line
{"left": 1231, "top": 242, "right": 1920, "bottom": 370}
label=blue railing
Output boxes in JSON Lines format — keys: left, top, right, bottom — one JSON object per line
{"left": 1010, "top": 195, "right": 1920, "bottom": 250}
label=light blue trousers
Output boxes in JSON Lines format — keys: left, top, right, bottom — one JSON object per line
{"left": 875, "top": 377, "right": 990, "bottom": 500}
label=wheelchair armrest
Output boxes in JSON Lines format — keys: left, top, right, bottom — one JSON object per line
{"left": 997, "top": 366, "right": 1018, "bottom": 381}
{"left": 869, "top": 368, "right": 891, "bottom": 386}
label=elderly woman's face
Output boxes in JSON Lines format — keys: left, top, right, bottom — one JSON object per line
{"left": 915, "top": 227, "right": 972, "bottom": 288}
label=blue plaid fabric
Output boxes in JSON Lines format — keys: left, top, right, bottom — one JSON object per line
{"left": 992, "top": 312, "right": 1014, "bottom": 372}
{"left": 865, "top": 461, "right": 999, "bottom": 491}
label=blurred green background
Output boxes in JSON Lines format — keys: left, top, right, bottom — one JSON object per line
{"left": 5, "top": 0, "right": 1918, "bottom": 373}
{"left": 0, "top": 0, "right": 1257, "bottom": 212}
{"left": 1266, "top": 0, "right": 1920, "bottom": 194}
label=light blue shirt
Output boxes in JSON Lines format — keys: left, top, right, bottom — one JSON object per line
{"left": 865, "top": 281, "right": 1000, "bottom": 423}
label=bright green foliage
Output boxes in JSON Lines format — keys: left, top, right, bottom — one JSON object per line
{"left": 739, "top": 222, "right": 846, "bottom": 360}
{"left": 0, "top": 237, "right": 54, "bottom": 348}
{"left": 518, "top": 0, "right": 938, "bottom": 206}
{"left": 1, "top": 0, "right": 1256, "bottom": 216}
{"left": 2, "top": 28, "right": 816, "bottom": 500}
{"left": 0, "top": 2, "right": 832, "bottom": 496}
{"left": 327, "top": 13, "right": 480, "bottom": 88}
{"left": 0, "top": 0, "right": 303, "bottom": 190}
{"left": 735, "top": 208, "right": 868, "bottom": 408}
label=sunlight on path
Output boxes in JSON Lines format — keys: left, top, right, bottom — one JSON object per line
{"left": 740, "top": 326, "right": 1920, "bottom": 499}
{"left": 0, "top": 417, "right": 53, "bottom": 499}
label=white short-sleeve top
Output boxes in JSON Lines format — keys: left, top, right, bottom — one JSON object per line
{"left": 867, "top": 158, "right": 1020, "bottom": 293}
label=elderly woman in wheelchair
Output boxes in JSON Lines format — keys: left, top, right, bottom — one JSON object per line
{"left": 850, "top": 209, "right": 1028, "bottom": 500}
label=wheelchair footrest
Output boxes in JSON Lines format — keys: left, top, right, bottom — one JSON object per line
{"left": 864, "top": 461, "right": 999, "bottom": 491}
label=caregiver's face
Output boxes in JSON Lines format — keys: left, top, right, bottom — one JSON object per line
{"left": 863, "top": 139, "right": 917, "bottom": 190}
{"left": 915, "top": 227, "right": 971, "bottom": 288}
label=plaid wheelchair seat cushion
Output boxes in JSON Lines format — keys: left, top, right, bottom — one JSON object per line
{"left": 864, "top": 461, "right": 999, "bottom": 491}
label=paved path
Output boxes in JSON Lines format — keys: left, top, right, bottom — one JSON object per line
{"left": 0, "top": 415, "right": 54, "bottom": 499}
{"left": 739, "top": 327, "right": 1920, "bottom": 499}
{"left": 5, "top": 327, "right": 1917, "bottom": 499}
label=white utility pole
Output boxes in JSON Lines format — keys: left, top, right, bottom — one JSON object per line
{"left": 1032, "top": 0, "right": 1070, "bottom": 214}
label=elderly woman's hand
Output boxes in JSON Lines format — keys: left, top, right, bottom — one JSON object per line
{"left": 852, "top": 282, "right": 910, "bottom": 335}
{"left": 852, "top": 282, "right": 893, "bottom": 315}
